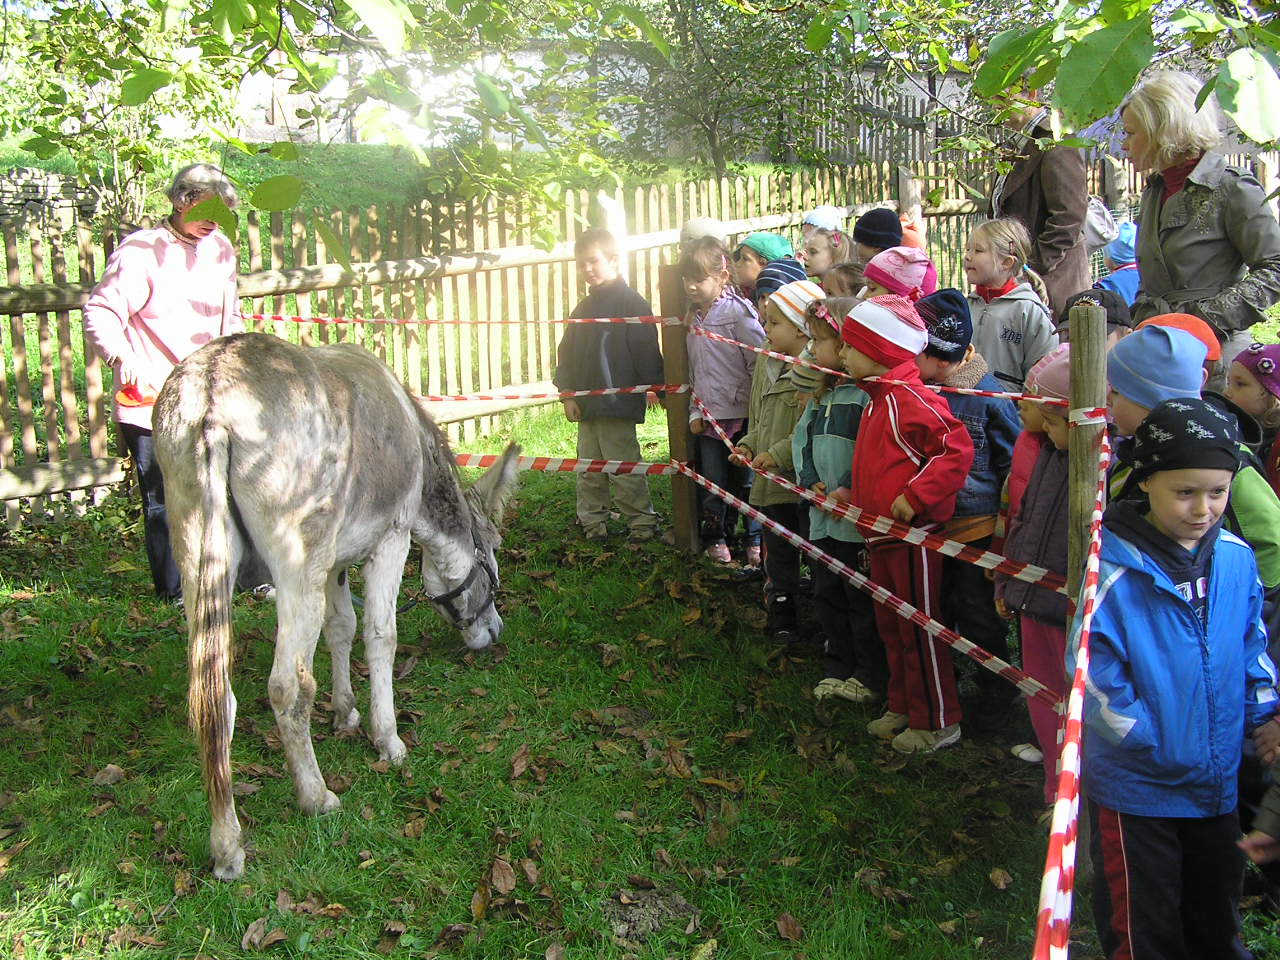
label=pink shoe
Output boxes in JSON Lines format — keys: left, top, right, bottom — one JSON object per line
{"left": 745, "top": 544, "right": 762, "bottom": 567}
{"left": 704, "top": 542, "right": 732, "bottom": 564}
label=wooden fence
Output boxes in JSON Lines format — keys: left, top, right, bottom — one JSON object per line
{"left": 0, "top": 161, "right": 996, "bottom": 527}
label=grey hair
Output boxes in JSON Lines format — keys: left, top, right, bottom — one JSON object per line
{"left": 1121, "top": 71, "right": 1223, "bottom": 170}
{"left": 167, "top": 163, "right": 238, "bottom": 210}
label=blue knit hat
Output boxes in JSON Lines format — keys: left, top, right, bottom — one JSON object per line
{"left": 1105, "top": 222, "right": 1138, "bottom": 265}
{"left": 1107, "top": 325, "right": 1207, "bottom": 412}
{"left": 754, "top": 257, "right": 808, "bottom": 302}
{"left": 916, "top": 288, "right": 972, "bottom": 362}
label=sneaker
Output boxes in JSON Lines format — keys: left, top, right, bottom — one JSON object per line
{"left": 813, "top": 677, "right": 881, "bottom": 704}
{"left": 628, "top": 526, "right": 659, "bottom": 543}
{"left": 745, "top": 544, "right": 762, "bottom": 567}
{"left": 891, "top": 724, "right": 962, "bottom": 755}
{"left": 704, "top": 542, "right": 732, "bottom": 564}
{"left": 250, "top": 583, "right": 276, "bottom": 600}
{"left": 866, "top": 710, "right": 909, "bottom": 739}
{"left": 1011, "top": 742, "right": 1044, "bottom": 764}
{"left": 771, "top": 625, "right": 800, "bottom": 645}
{"left": 584, "top": 524, "right": 608, "bottom": 542}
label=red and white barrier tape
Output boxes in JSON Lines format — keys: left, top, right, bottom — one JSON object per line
{"left": 423, "top": 383, "right": 686, "bottom": 402}
{"left": 687, "top": 325, "right": 1070, "bottom": 408}
{"left": 1033, "top": 431, "right": 1112, "bottom": 960}
{"left": 454, "top": 453, "right": 676, "bottom": 475}
{"left": 672, "top": 459, "right": 1060, "bottom": 708}
{"left": 243, "top": 312, "right": 679, "bottom": 327}
{"left": 690, "top": 394, "right": 1069, "bottom": 595}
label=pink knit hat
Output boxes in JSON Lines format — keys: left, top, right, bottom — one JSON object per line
{"left": 862, "top": 246, "right": 939, "bottom": 302}
{"left": 1027, "top": 344, "right": 1070, "bottom": 401}
{"left": 1234, "top": 342, "right": 1280, "bottom": 400}
{"left": 840, "top": 295, "right": 928, "bottom": 367}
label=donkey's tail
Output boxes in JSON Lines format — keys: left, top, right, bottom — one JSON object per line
{"left": 187, "top": 416, "right": 237, "bottom": 818}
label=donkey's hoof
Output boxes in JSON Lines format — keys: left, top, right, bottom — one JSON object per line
{"left": 300, "top": 789, "right": 341, "bottom": 815}
{"left": 333, "top": 708, "right": 360, "bottom": 733}
{"left": 212, "top": 847, "right": 246, "bottom": 881}
{"left": 377, "top": 736, "right": 407, "bottom": 766}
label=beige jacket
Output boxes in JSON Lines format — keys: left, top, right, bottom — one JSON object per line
{"left": 738, "top": 357, "right": 802, "bottom": 507}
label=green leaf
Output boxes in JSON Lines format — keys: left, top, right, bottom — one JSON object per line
{"left": 1168, "top": 8, "right": 1241, "bottom": 35}
{"left": 119, "top": 68, "right": 173, "bottom": 106}
{"left": 511, "top": 103, "right": 552, "bottom": 149}
{"left": 20, "top": 136, "right": 61, "bottom": 160}
{"left": 268, "top": 141, "right": 300, "bottom": 161}
{"left": 1052, "top": 13, "right": 1154, "bottom": 127}
{"left": 616, "top": 4, "right": 672, "bottom": 61}
{"left": 805, "top": 15, "right": 834, "bottom": 53}
{"left": 344, "top": 0, "right": 413, "bottom": 56}
{"left": 1217, "top": 48, "right": 1280, "bottom": 143}
{"left": 474, "top": 74, "right": 510, "bottom": 116}
{"left": 249, "top": 175, "right": 304, "bottom": 210}
{"left": 208, "top": 125, "right": 255, "bottom": 156}
{"left": 314, "top": 218, "right": 353, "bottom": 272}
{"left": 974, "top": 26, "right": 1056, "bottom": 99}
{"left": 186, "top": 196, "right": 238, "bottom": 241}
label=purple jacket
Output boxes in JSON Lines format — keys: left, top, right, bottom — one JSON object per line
{"left": 995, "top": 441, "right": 1069, "bottom": 624}
{"left": 686, "top": 289, "right": 763, "bottom": 423}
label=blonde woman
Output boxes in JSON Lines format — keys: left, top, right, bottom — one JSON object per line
{"left": 1123, "top": 70, "right": 1280, "bottom": 376}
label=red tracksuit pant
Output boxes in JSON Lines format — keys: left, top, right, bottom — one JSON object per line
{"left": 868, "top": 538, "right": 961, "bottom": 730}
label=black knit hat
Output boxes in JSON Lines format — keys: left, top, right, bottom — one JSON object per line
{"left": 1057, "top": 288, "right": 1133, "bottom": 335}
{"left": 1119, "top": 397, "right": 1242, "bottom": 497}
{"left": 852, "top": 208, "right": 903, "bottom": 251}
{"left": 916, "top": 288, "right": 973, "bottom": 362}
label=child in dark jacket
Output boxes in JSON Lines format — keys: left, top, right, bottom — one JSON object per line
{"left": 839, "top": 295, "right": 975, "bottom": 754}
{"left": 792, "top": 296, "right": 884, "bottom": 702}
{"left": 555, "top": 228, "right": 665, "bottom": 542}
{"left": 915, "top": 290, "right": 1023, "bottom": 725}
{"left": 1071, "top": 398, "right": 1278, "bottom": 960}
{"left": 995, "top": 346, "right": 1071, "bottom": 803}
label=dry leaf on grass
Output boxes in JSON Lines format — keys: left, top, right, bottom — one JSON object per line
{"left": 775, "top": 912, "right": 804, "bottom": 942}
{"left": 87, "top": 801, "right": 114, "bottom": 818}
{"left": 241, "top": 917, "right": 288, "bottom": 951}
{"left": 510, "top": 744, "right": 530, "bottom": 780}
{"left": 491, "top": 857, "right": 517, "bottom": 895}
{"left": 664, "top": 746, "right": 692, "bottom": 779}
{"left": 375, "top": 920, "right": 407, "bottom": 954}
{"left": 92, "top": 764, "right": 125, "bottom": 786}
{"left": 938, "top": 919, "right": 960, "bottom": 936}
{"left": 690, "top": 940, "right": 719, "bottom": 960}
{"left": 433, "top": 922, "right": 477, "bottom": 950}
{"left": 471, "top": 883, "right": 490, "bottom": 921}
{"left": 231, "top": 781, "right": 261, "bottom": 796}
{"left": 989, "top": 867, "right": 1014, "bottom": 890}
{"left": 520, "top": 858, "right": 540, "bottom": 885}
{"left": 545, "top": 943, "right": 565, "bottom": 960}
{"left": 173, "top": 870, "right": 195, "bottom": 897}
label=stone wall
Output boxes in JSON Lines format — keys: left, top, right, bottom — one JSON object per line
{"left": 0, "top": 168, "right": 99, "bottom": 229}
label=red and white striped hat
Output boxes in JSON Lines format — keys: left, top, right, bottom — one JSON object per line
{"left": 767, "top": 279, "right": 826, "bottom": 331}
{"left": 840, "top": 295, "right": 927, "bottom": 367}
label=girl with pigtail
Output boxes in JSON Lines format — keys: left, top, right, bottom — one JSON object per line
{"left": 963, "top": 218, "right": 1058, "bottom": 390}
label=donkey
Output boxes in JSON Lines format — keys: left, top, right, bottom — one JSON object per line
{"left": 153, "top": 332, "right": 519, "bottom": 880}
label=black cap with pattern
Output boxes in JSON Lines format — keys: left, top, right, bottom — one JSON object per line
{"left": 1119, "top": 397, "right": 1243, "bottom": 497}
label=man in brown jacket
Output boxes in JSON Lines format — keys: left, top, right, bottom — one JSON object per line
{"left": 992, "top": 108, "right": 1090, "bottom": 317}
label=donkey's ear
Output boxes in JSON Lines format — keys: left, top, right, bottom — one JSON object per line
{"left": 469, "top": 442, "right": 521, "bottom": 522}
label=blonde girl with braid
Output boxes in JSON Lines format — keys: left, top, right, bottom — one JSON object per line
{"left": 963, "top": 218, "right": 1058, "bottom": 390}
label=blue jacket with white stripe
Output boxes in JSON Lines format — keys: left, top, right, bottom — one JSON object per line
{"left": 1067, "top": 516, "right": 1279, "bottom": 818}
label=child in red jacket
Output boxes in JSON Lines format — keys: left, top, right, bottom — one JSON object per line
{"left": 839, "top": 296, "right": 975, "bottom": 753}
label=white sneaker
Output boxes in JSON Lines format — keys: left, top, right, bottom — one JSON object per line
{"left": 1011, "top": 742, "right": 1044, "bottom": 763}
{"left": 866, "top": 710, "right": 909, "bottom": 739}
{"left": 891, "top": 724, "right": 961, "bottom": 755}
{"left": 813, "top": 677, "right": 881, "bottom": 704}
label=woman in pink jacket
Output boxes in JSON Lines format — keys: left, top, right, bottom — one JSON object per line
{"left": 84, "top": 164, "right": 242, "bottom": 601}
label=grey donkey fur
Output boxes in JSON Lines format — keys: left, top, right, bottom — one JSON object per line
{"left": 153, "top": 333, "right": 520, "bottom": 880}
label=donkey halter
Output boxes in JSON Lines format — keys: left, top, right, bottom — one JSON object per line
{"left": 424, "top": 541, "right": 497, "bottom": 630}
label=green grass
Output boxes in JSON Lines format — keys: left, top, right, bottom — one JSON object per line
{"left": 1, "top": 407, "right": 1277, "bottom": 958}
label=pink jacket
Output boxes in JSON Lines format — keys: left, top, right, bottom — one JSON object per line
{"left": 84, "top": 224, "right": 241, "bottom": 429}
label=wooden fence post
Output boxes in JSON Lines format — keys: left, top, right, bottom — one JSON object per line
{"left": 1067, "top": 302, "right": 1107, "bottom": 599}
{"left": 659, "top": 263, "right": 697, "bottom": 553}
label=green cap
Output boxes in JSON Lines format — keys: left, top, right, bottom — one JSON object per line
{"left": 738, "top": 232, "right": 793, "bottom": 262}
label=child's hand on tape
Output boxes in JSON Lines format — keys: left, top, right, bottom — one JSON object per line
{"left": 562, "top": 398, "right": 582, "bottom": 422}
{"left": 729, "top": 444, "right": 751, "bottom": 466}
{"left": 690, "top": 418, "right": 706, "bottom": 435}
{"left": 750, "top": 451, "right": 777, "bottom": 471}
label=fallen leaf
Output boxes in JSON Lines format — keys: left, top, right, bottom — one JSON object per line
{"left": 241, "top": 917, "right": 288, "bottom": 950}
{"left": 545, "top": 943, "right": 565, "bottom": 960}
{"left": 231, "top": 781, "right": 261, "bottom": 796}
{"left": 600, "top": 644, "right": 622, "bottom": 668}
{"left": 722, "top": 728, "right": 754, "bottom": 745}
{"left": 403, "top": 817, "right": 426, "bottom": 839}
{"left": 520, "top": 858, "right": 540, "bottom": 885}
{"left": 938, "top": 919, "right": 960, "bottom": 936}
{"left": 690, "top": 940, "right": 718, "bottom": 960}
{"left": 93, "top": 764, "right": 126, "bottom": 786}
{"left": 698, "top": 776, "right": 742, "bottom": 794}
{"left": 369, "top": 760, "right": 391, "bottom": 774}
{"left": 276, "top": 890, "right": 294, "bottom": 912}
{"left": 360, "top": 805, "right": 375, "bottom": 821}
{"left": 471, "top": 883, "right": 490, "bottom": 921}
{"left": 776, "top": 912, "right": 804, "bottom": 942}
{"left": 682, "top": 606, "right": 702, "bottom": 625}
{"left": 375, "top": 920, "right": 406, "bottom": 954}
{"left": 664, "top": 746, "right": 692, "bottom": 779}
{"left": 491, "top": 858, "right": 517, "bottom": 895}
{"left": 989, "top": 866, "right": 1014, "bottom": 890}
{"left": 117, "top": 860, "right": 136, "bottom": 875}
{"left": 431, "top": 923, "right": 477, "bottom": 950}
{"left": 87, "top": 801, "right": 115, "bottom": 818}
{"left": 510, "top": 744, "right": 530, "bottom": 780}
{"left": 173, "top": 870, "right": 195, "bottom": 896}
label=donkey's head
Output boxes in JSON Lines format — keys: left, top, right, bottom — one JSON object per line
{"left": 421, "top": 443, "right": 521, "bottom": 650}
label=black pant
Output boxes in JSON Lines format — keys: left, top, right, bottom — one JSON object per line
{"left": 1090, "top": 800, "right": 1252, "bottom": 960}
{"left": 941, "top": 538, "right": 1015, "bottom": 705}
{"left": 761, "top": 502, "right": 803, "bottom": 629}
{"left": 119, "top": 422, "right": 182, "bottom": 600}
{"left": 811, "top": 537, "right": 886, "bottom": 692}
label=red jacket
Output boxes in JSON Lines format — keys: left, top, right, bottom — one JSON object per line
{"left": 851, "top": 360, "right": 975, "bottom": 526}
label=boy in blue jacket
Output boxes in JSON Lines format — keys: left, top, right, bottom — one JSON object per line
{"left": 915, "top": 289, "right": 1023, "bottom": 724}
{"left": 1070, "top": 398, "right": 1279, "bottom": 960}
